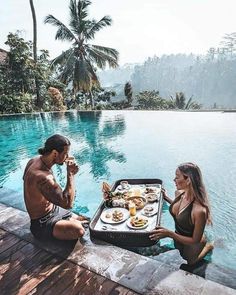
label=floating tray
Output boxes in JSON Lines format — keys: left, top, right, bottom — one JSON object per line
{"left": 89, "top": 178, "right": 163, "bottom": 247}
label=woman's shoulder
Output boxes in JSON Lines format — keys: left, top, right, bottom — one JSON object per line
{"left": 192, "top": 202, "right": 207, "bottom": 217}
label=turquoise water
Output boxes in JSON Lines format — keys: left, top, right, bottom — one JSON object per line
{"left": 0, "top": 110, "right": 236, "bottom": 271}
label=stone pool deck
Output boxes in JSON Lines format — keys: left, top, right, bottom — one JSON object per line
{"left": 0, "top": 202, "right": 236, "bottom": 295}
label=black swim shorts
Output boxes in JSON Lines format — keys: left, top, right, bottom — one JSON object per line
{"left": 30, "top": 205, "right": 72, "bottom": 239}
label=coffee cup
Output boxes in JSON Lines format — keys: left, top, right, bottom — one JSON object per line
{"left": 65, "top": 156, "right": 75, "bottom": 164}
{"left": 120, "top": 180, "right": 129, "bottom": 189}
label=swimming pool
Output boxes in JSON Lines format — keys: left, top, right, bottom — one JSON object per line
{"left": 0, "top": 110, "right": 236, "bottom": 272}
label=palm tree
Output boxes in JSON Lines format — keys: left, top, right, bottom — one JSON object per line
{"left": 29, "top": 0, "right": 41, "bottom": 108}
{"left": 169, "top": 92, "right": 201, "bottom": 109}
{"left": 124, "top": 82, "right": 133, "bottom": 106}
{"left": 44, "top": 0, "right": 119, "bottom": 109}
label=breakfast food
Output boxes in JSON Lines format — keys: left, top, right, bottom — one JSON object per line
{"left": 144, "top": 205, "right": 154, "bottom": 214}
{"left": 112, "top": 210, "right": 124, "bottom": 222}
{"left": 130, "top": 216, "right": 148, "bottom": 227}
{"left": 145, "top": 187, "right": 157, "bottom": 193}
{"left": 146, "top": 193, "right": 158, "bottom": 202}
{"left": 127, "top": 196, "right": 146, "bottom": 209}
{"left": 105, "top": 213, "right": 111, "bottom": 218}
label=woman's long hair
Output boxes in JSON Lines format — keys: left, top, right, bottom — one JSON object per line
{"left": 178, "top": 162, "right": 212, "bottom": 225}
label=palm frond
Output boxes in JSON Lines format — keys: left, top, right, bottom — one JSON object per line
{"left": 185, "top": 95, "right": 193, "bottom": 109}
{"left": 86, "top": 46, "right": 118, "bottom": 69}
{"left": 78, "top": 0, "right": 91, "bottom": 19}
{"left": 69, "top": 0, "right": 79, "bottom": 32}
{"left": 85, "top": 16, "right": 112, "bottom": 40}
{"left": 59, "top": 53, "right": 76, "bottom": 84}
{"left": 44, "top": 15, "right": 76, "bottom": 42}
{"left": 50, "top": 49, "right": 74, "bottom": 69}
{"left": 90, "top": 44, "right": 119, "bottom": 60}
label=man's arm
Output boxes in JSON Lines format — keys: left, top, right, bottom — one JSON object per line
{"left": 38, "top": 173, "right": 76, "bottom": 209}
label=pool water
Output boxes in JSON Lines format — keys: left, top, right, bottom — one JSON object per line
{"left": 0, "top": 110, "right": 236, "bottom": 271}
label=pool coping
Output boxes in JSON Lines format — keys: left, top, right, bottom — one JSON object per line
{"left": 0, "top": 109, "right": 236, "bottom": 118}
{"left": 0, "top": 202, "right": 235, "bottom": 295}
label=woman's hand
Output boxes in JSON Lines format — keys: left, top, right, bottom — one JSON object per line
{"left": 149, "top": 226, "right": 173, "bottom": 240}
{"left": 161, "top": 188, "right": 173, "bottom": 204}
{"left": 162, "top": 188, "right": 168, "bottom": 200}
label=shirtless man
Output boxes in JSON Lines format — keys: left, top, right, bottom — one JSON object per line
{"left": 23, "top": 134, "right": 87, "bottom": 240}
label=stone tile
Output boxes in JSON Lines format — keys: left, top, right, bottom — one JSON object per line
{"left": 104, "top": 250, "right": 149, "bottom": 281}
{"left": 118, "top": 258, "right": 162, "bottom": 294}
{"left": 0, "top": 209, "right": 28, "bottom": 231}
{"left": 147, "top": 267, "right": 207, "bottom": 295}
{"left": 68, "top": 241, "right": 121, "bottom": 274}
{"left": 0, "top": 203, "right": 8, "bottom": 211}
{"left": 202, "top": 280, "right": 236, "bottom": 295}
{"left": 0, "top": 207, "right": 17, "bottom": 222}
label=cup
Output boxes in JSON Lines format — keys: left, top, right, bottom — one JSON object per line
{"left": 129, "top": 201, "right": 136, "bottom": 216}
{"left": 65, "top": 156, "right": 75, "bottom": 165}
{"left": 120, "top": 180, "right": 129, "bottom": 189}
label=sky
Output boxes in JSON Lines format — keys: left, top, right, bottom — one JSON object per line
{"left": 1, "top": 0, "right": 236, "bottom": 66}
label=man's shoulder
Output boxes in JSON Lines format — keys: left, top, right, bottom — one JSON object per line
{"left": 24, "top": 157, "right": 52, "bottom": 180}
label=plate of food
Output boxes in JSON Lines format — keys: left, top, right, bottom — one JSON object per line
{"left": 127, "top": 196, "right": 147, "bottom": 210}
{"left": 100, "top": 208, "right": 129, "bottom": 224}
{"left": 127, "top": 216, "right": 149, "bottom": 230}
{"left": 116, "top": 184, "right": 131, "bottom": 191}
{"left": 145, "top": 186, "right": 161, "bottom": 194}
{"left": 145, "top": 193, "right": 159, "bottom": 203}
{"left": 141, "top": 205, "right": 158, "bottom": 217}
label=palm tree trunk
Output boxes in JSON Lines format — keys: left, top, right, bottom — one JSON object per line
{"left": 89, "top": 91, "right": 94, "bottom": 109}
{"left": 29, "top": 0, "right": 41, "bottom": 108}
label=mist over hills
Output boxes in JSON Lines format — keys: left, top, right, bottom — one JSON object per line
{"left": 98, "top": 54, "right": 236, "bottom": 108}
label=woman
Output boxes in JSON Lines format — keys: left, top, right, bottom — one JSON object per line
{"left": 150, "top": 162, "right": 214, "bottom": 265}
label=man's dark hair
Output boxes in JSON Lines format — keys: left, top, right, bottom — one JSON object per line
{"left": 38, "top": 134, "right": 70, "bottom": 155}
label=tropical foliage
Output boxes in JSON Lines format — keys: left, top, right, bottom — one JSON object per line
{"left": 131, "top": 36, "right": 236, "bottom": 108}
{"left": 44, "top": 0, "right": 119, "bottom": 108}
{"left": 0, "top": 33, "right": 65, "bottom": 113}
{"left": 135, "top": 90, "right": 168, "bottom": 110}
{"left": 168, "top": 92, "right": 201, "bottom": 109}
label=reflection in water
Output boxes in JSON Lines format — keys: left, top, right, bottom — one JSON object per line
{"left": 0, "top": 111, "right": 126, "bottom": 185}
{"left": 74, "top": 112, "right": 126, "bottom": 179}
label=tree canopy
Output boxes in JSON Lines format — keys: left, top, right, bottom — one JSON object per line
{"left": 44, "top": 0, "right": 119, "bottom": 108}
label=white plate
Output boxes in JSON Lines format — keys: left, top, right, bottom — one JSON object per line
{"left": 116, "top": 184, "right": 131, "bottom": 191}
{"left": 141, "top": 205, "right": 158, "bottom": 217}
{"left": 100, "top": 208, "right": 129, "bottom": 224}
{"left": 145, "top": 186, "right": 161, "bottom": 194}
{"left": 145, "top": 193, "right": 159, "bottom": 203}
{"left": 126, "top": 216, "right": 149, "bottom": 230}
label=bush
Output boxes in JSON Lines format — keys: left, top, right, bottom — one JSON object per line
{"left": 0, "top": 93, "right": 34, "bottom": 114}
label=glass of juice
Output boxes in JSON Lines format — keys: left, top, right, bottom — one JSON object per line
{"left": 129, "top": 201, "right": 136, "bottom": 216}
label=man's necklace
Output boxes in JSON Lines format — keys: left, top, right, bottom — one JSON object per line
{"left": 40, "top": 156, "right": 53, "bottom": 174}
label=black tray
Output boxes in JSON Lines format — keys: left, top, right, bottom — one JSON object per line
{"left": 89, "top": 178, "right": 163, "bottom": 247}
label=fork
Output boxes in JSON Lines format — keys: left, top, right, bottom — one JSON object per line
{"left": 101, "top": 225, "right": 117, "bottom": 231}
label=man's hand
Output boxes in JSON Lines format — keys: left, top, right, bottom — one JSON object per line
{"left": 67, "top": 162, "right": 79, "bottom": 175}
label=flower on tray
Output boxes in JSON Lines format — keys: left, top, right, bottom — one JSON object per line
{"left": 102, "top": 182, "right": 112, "bottom": 200}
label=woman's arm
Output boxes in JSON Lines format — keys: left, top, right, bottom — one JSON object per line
{"left": 162, "top": 188, "right": 173, "bottom": 204}
{"left": 150, "top": 207, "right": 207, "bottom": 245}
